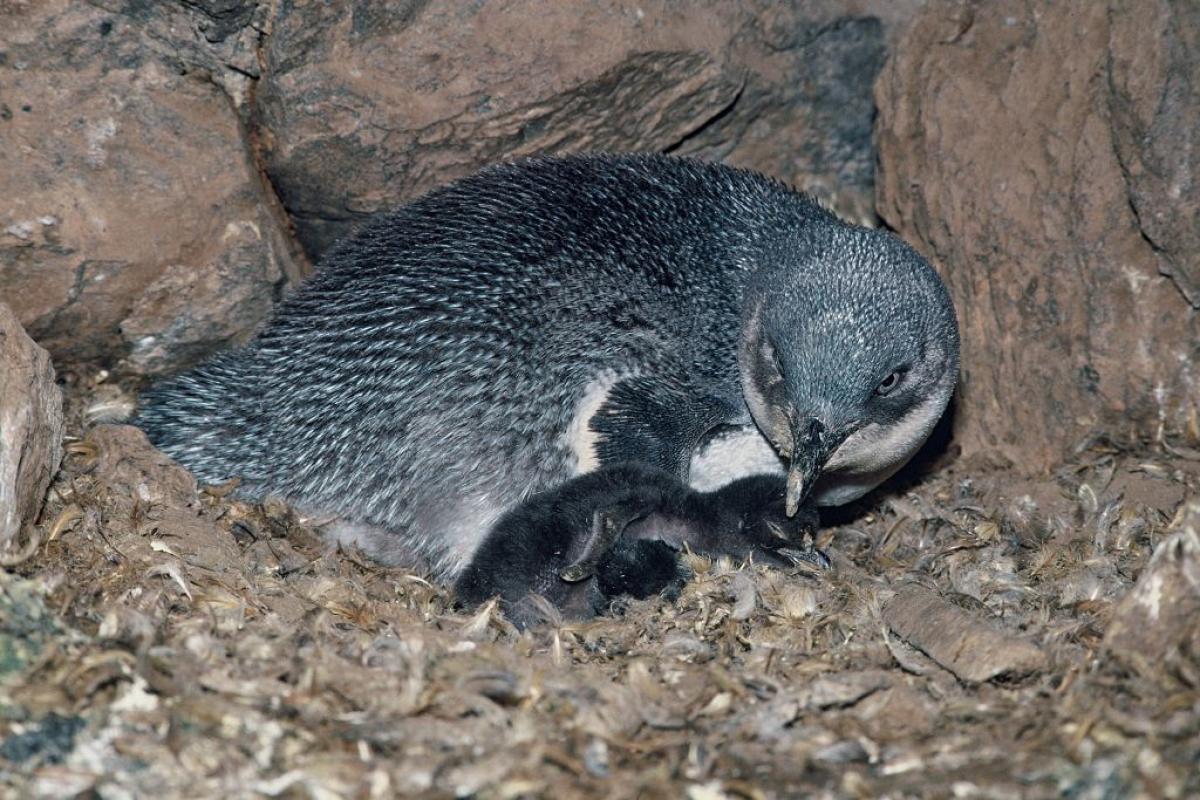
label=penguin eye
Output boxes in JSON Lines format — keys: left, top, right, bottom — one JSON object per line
{"left": 875, "top": 370, "right": 904, "bottom": 396}
{"left": 765, "top": 521, "right": 791, "bottom": 542}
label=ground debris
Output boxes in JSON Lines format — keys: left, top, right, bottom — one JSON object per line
{"left": 0, "top": 712, "right": 85, "bottom": 766}
{"left": 1, "top": 395, "right": 1198, "bottom": 797}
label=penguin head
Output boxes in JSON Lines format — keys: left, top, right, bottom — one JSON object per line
{"left": 707, "top": 474, "right": 823, "bottom": 566}
{"left": 738, "top": 224, "right": 959, "bottom": 514}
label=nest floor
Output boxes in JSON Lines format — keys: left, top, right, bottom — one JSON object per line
{"left": 2, "top": 376, "right": 1198, "bottom": 799}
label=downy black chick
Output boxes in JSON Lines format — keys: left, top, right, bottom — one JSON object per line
{"left": 453, "top": 462, "right": 824, "bottom": 628}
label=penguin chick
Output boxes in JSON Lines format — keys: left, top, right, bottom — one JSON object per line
{"left": 136, "top": 153, "right": 958, "bottom": 580}
{"left": 453, "top": 462, "right": 824, "bottom": 628}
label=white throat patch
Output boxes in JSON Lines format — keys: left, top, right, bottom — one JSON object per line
{"left": 812, "top": 386, "right": 949, "bottom": 505}
{"left": 688, "top": 381, "right": 952, "bottom": 506}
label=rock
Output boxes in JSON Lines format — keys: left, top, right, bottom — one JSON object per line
{"left": 854, "top": 685, "right": 937, "bottom": 740}
{"left": 1108, "top": 0, "right": 1200, "bottom": 307}
{"left": 883, "top": 585, "right": 1045, "bottom": 683}
{"left": 0, "top": 303, "right": 63, "bottom": 557}
{"left": 0, "top": 571, "right": 61, "bottom": 685}
{"left": 875, "top": 0, "right": 1200, "bottom": 468}
{"left": 255, "top": 0, "right": 920, "bottom": 257}
{"left": 82, "top": 424, "right": 249, "bottom": 584}
{"left": 88, "top": 425, "right": 200, "bottom": 510}
{"left": 1102, "top": 503, "right": 1200, "bottom": 684}
{"left": 1107, "top": 469, "right": 1187, "bottom": 518}
{"left": 108, "top": 0, "right": 271, "bottom": 113}
{"left": 0, "top": 0, "right": 306, "bottom": 375}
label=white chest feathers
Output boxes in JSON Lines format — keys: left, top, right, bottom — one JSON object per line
{"left": 687, "top": 426, "right": 786, "bottom": 492}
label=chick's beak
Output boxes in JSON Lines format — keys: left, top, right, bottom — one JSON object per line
{"left": 784, "top": 417, "right": 839, "bottom": 517}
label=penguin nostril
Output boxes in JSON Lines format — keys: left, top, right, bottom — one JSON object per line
{"left": 800, "top": 416, "right": 825, "bottom": 444}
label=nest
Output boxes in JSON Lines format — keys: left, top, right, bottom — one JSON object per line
{"left": 2, "top": 381, "right": 1198, "bottom": 798}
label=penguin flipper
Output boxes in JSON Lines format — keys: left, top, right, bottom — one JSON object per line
{"left": 559, "top": 502, "right": 650, "bottom": 583}
{"left": 589, "top": 376, "right": 739, "bottom": 477}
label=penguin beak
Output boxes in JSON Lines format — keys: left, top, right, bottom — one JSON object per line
{"left": 784, "top": 417, "right": 844, "bottom": 516}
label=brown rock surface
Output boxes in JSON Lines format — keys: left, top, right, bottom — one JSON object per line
{"left": 106, "top": 0, "right": 272, "bottom": 114}
{"left": 256, "top": 0, "right": 919, "bottom": 256}
{"left": 0, "top": 303, "right": 63, "bottom": 558}
{"left": 876, "top": 0, "right": 1200, "bottom": 468}
{"left": 883, "top": 584, "right": 1046, "bottom": 683}
{"left": 1109, "top": 0, "right": 1200, "bottom": 307}
{"left": 0, "top": 0, "right": 305, "bottom": 375}
{"left": 854, "top": 684, "right": 937, "bottom": 740}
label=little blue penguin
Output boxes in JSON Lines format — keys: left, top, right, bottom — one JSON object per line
{"left": 454, "top": 462, "right": 825, "bottom": 629}
{"left": 136, "top": 153, "right": 959, "bottom": 581}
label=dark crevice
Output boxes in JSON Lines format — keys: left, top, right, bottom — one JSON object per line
{"left": 662, "top": 80, "right": 746, "bottom": 155}
{"left": 222, "top": 0, "right": 313, "bottom": 283}
{"left": 223, "top": 60, "right": 259, "bottom": 80}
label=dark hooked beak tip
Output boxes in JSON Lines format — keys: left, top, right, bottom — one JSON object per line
{"left": 785, "top": 462, "right": 815, "bottom": 517}
{"left": 784, "top": 417, "right": 834, "bottom": 517}
{"left": 785, "top": 465, "right": 806, "bottom": 517}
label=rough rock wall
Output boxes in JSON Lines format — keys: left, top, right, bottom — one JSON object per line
{"left": 876, "top": 0, "right": 1200, "bottom": 468}
{"left": 256, "top": 0, "right": 919, "bottom": 256}
{"left": 3, "top": 0, "right": 915, "bottom": 375}
{"left": 0, "top": 1, "right": 307, "bottom": 376}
